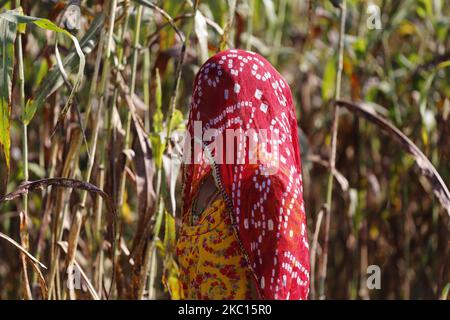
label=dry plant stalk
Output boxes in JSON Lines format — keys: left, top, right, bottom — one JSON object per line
{"left": 336, "top": 99, "right": 450, "bottom": 216}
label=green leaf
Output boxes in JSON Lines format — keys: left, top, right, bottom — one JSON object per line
{"left": 441, "top": 283, "right": 450, "bottom": 300}
{"left": 32, "top": 19, "right": 72, "bottom": 36}
{"left": 21, "top": 14, "right": 103, "bottom": 123}
{"left": 0, "top": 1, "right": 11, "bottom": 10}
{"left": 23, "top": 97, "right": 43, "bottom": 126}
{"left": 16, "top": 6, "right": 26, "bottom": 34}
{"left": 352, "top": 37, "right": 367, "bottom": 57}
{"left": 418, "top": 0, "right": 433, "bottom": 18}
{"left": 150, "top": 133, "right": 165, "bottom": 170}
{"left": 163, "top": 210, "right": 176, "bottom": 250}
{"left": 169, "top": 109, "right": 185, "bottom": 132}
{"left": 419, "top": 72, "right": 435, "bottom": 119}
{"left": 1, "top": 10, "right": 71, "bottom": 37}
{"left": 155, "top": 238, "right": 165, "bottom": 256}
{"left": 0, "top": 8, "right": 89, "bottom": 125}
{"left": 0, "top": 13, "right": 17, "bottom": 172}
{"left": 153, "top": 68, "right": 163, "bottom": 133}
{"left": 437, "top": 60, "right": 450, "bottom": 70}
{"left": 34, "top": 58, "right": 49, "bottom": 86}
{"left": 322, "top": 56, "right": 337, "bottom": 101}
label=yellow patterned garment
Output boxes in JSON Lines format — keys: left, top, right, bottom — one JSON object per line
{"left": 176, "top": 197, "right": 254, "bottom": 299}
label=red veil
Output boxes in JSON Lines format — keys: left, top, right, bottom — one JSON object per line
{"left": 182, "top": 49, "right": 310, "bottom": 299}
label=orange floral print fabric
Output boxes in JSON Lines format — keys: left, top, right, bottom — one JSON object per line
{"left": 176, "top": 197, "right": 253, "bottom": 299}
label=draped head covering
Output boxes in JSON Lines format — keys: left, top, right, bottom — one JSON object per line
{"left": 182, "top": 49, "right": 310, "bottom": 299}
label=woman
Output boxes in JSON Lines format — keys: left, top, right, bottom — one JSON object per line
{"left": 176, "top": 49, "right": 310, "bottom": 300}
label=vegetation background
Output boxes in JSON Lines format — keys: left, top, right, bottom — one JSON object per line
{"left": 0, "top": 0, "right": 449, "bottom": 300}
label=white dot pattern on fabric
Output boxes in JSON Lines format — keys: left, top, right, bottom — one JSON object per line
{"left": 184, "top": 49, "right": 309, "bottom": 300}
{"left": 255, "top": 88, "right": 263, "bottom": 99}
{"left": 260, "top": 102, "right": 268, "bottom": 113}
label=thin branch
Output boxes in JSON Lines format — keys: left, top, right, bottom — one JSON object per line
{"left": 58, "top": 241, "right": 100, "bottom": 300}
{"left": 307, "top": 154, "right": 349, "bottom": 192}
{"left": 0, "top": 177, "right": 118, "bottom": 297}
{"left": 133, "top": 0, "right": 185, "bottom": 43}
{"left": 309, "top": 205, "right": 326, "bottom": 300}
{"left": 336, "top": 99, "right": 450, "bottom": 216}
{"left": 0, "top": 231, "right": 47, "bottom": 269}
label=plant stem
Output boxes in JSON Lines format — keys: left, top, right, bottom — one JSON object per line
{"left": 143, "top": 48, "right": 151, "bottom": 131}
{"left": 219, "top": 0, "right": 237, "bottom": 50}
{"left": 271, "top": 0, "right": 287, "bottom": 65}
{"left": 14, "top": 0, "right": 27, "bottom": 212}
{"left": 93, "top": 0, "right": 118, "bottom": 298}
{"left": 310, "top": 205, "right": 325, "bottom": 299}
{"left": 15, "top": 0, "right": 31, "bottom": 299}
{"left": 245, "top": 0, "right": 255, "bottom": 50}
{"left": 108, "top": 6, "right": 130, "bottom": 209}
{"left": 320, "top": 0, "right": 347, "bottom": 300}
{"left": 118, "top": 4, "right": 143, "bottom": 209}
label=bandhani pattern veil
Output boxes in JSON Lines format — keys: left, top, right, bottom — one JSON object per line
{"left": 182, "top": 49, "right": 310, "bottom": 300}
